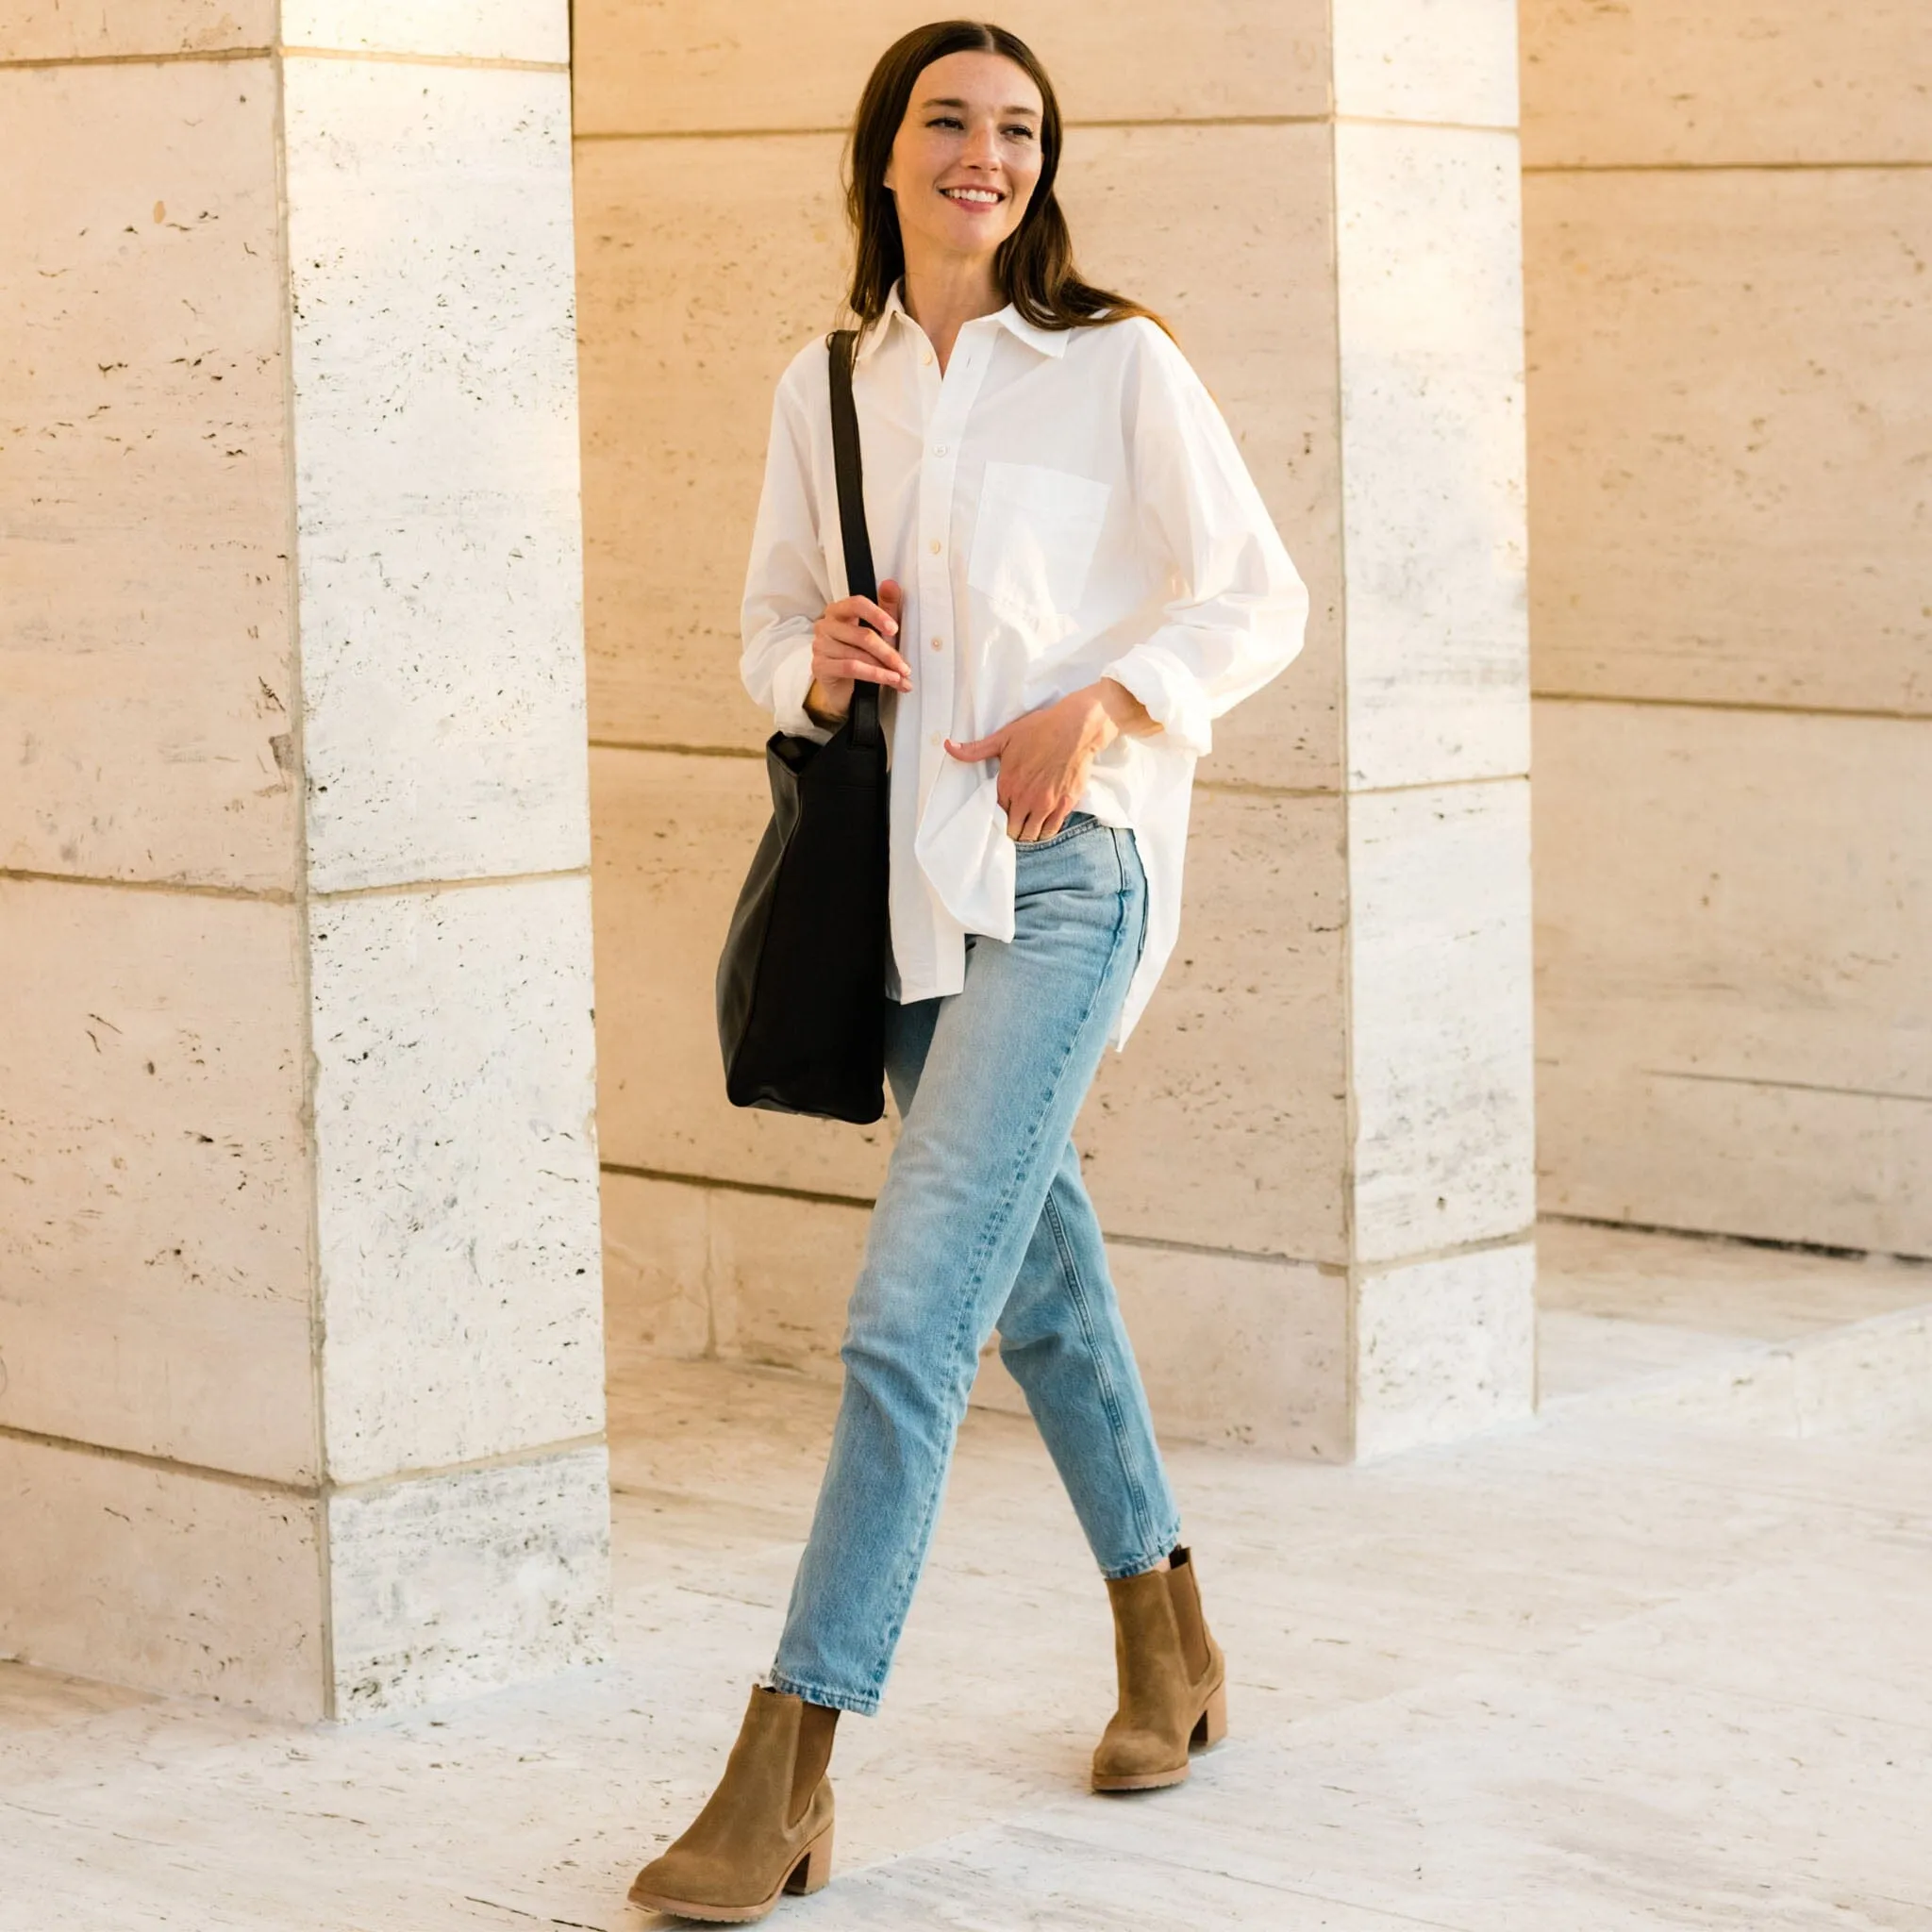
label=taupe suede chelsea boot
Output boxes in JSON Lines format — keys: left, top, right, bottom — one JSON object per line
{"left": 1091, "top": 1545, "right": 1227, "bottom": 1792}
{"left": 628, "top": 1687, "right": 838, "bottom": 1923}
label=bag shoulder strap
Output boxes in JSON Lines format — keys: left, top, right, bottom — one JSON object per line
{"left": 826, "top": 329, "right": 881, "bottom": 747}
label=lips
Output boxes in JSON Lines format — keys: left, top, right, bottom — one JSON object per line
{"left": 942, "top": 187, "right": 1003, "bottom": 207}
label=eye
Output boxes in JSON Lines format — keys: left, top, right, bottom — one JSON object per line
{"left": 1003, "top": 125, "right": 1037, "bottom": 142}
{"left": 926, "top": 114, "right": 964, "bottom": 130}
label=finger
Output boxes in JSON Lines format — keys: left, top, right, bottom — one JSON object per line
{"left": 837, "top": 594, "right": 900, "bottom": 639}
{"left": 878, "top": 578, "right": 905, "bottom": 620}
{"left": 944, "top": 735, "right": 1000, "bottom": 762}
{"left": 824, "top": 655, "right": 907, "bottom": 688}
{"left": 1039, "top": 808, "right": 1068, "bottom": 841}
{"left": 822, "top": 625, "right": 911, "bottom": 682}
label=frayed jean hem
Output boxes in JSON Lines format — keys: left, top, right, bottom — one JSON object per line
{"left": 764, "top": 1671, "right": 880, "bottom": 1719}
{"left": 1098, "top": 1524, "right": 1183, "bottom": 1583}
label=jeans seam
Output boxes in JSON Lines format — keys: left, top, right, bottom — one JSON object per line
{"left": 1041, "top": 1187, "right": 1160, "bottom": 1562}
{"left": 852, "top": 856, "right": 1134, "bottom": 1699}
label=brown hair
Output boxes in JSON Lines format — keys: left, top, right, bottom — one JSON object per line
{"left": 844, "top": 20, "right": 1163, "bottom": 336}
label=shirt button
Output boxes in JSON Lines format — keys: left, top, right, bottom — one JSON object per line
{"left": 928, "top": 538, "right": 942, "bottom": 555}
{"left": 929, "top": 636, "right": 943, "bottom": 651}
{"left": 922, "top": 349, "right": 934, "bottom": 366}
{"left": 933, "top": 444, "right": 948, "bottom": 457}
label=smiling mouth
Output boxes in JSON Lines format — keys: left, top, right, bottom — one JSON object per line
{"left": 941, "top": 187, "right": 1003, "bottom": 207}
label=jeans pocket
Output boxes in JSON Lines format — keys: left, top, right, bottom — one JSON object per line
{"left": 1017, "top": 811, "right": 1100, "bottom": 854}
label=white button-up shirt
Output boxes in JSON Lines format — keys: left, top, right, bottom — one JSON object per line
{"left": 740, "top": 289, "right": 1307, "bottom": 1044}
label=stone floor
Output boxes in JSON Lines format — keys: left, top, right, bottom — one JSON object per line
{"left": 4, "top": 1228, "right": 1932, "bottom": 1930}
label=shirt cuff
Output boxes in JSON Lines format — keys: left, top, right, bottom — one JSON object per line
{"left": 1101, "top": 642, "right": 1214, "bottom": 758}
{"left": 770, "top": 639, "right": 833, "bottom": 742}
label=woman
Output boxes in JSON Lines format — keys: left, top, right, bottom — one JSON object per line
{"left": 629, "top": 19, "right": 1306, "bottom": 1923}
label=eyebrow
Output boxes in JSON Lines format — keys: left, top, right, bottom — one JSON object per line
{"left": 919, "top": 96, "right": 1041, "bottom": 117}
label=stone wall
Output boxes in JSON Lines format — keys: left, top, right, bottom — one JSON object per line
{"left": 576, "top": 1, "right": 1537, "bottom": 1457}
{"left": 0, "top": 2, "right": 608, "bottom": 1716}
{"left": 1522, "top": 1, "right": 1932, "bottom": 1257}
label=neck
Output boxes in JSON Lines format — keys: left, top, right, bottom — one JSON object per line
{"left": 900, "top": 248, "right": 1004, "bottom": 373}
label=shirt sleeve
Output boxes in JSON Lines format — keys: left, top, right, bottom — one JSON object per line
{"left": 741, "top": 357, "right": 833, "bottom": 740}
{"left": 1102, "top": 324, "right": 1309, "bottom": 759}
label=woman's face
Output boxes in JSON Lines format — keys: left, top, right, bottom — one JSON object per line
{"left": 883, "top": 51, "right": 1045, "bottom": 270}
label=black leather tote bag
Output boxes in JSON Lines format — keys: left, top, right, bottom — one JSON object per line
{"left": 714, "top": 329, "right": 890, "bottom": 1124}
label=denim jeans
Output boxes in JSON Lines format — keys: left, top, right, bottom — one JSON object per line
{"left": 769, "top": 817, "right": 1182, "bottom": 1716}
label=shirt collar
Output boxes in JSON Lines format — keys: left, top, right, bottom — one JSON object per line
{"left": 854, "top": 282, "right": 1072, "bottom": 362}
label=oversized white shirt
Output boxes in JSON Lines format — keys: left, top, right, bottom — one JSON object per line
{"left": 740, "top": 289, "right": 1307, "bottom": 1044}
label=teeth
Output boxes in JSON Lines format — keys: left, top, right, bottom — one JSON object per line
{"left": 945, "top": 189, "right": 999, "bottom": 204}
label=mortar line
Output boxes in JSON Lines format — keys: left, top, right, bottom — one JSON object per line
{"left": 1540, "top": 1210, "right": 1932, "bottom": 1272}
{"left": 309, "top": 865, "right": 590, "bottom": 902}
{"left": 1525, "top": 158, "right": 1932, "bottom": 175}
{"left": 267, "top": 17, "right": 337, "bottom": 1718}
{"left": 587, "top": 738, "right": 764, "bottom": 760}
{"left": 0, "top": 45, "right": 272, "bottom": 70}
{"left": 279, "top": 46, "right": 569, "bottom": 74}
{"left": 1534, "top": 689, "right": 1931, "bottom": 725}
{"left": 570, "top": 112, "right": 1512, "bottom": 143}
{"left": 0, "top": 1421, "right": 608, "bottom": 1498}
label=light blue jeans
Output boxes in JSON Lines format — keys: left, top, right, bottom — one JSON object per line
{"left": 769, "top": 817, "right": 1182, "bottom": 1716}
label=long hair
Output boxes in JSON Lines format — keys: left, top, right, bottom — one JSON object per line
{"left": 844, "top": 20, "right": 1164, "bottom": 336}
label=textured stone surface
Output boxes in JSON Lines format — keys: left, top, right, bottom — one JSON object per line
{"left": 7, "top": 1354, "right": 1931, "bottom": 1928}
{"left": 1521, "top": 0, "right": 1932, "bottom": 168}
{"left": 311, "top": 876, "right": 603, "bottom": 1484}
{"left": 1349, "top": 778, "right": 1536, "bottom": 1263}
{"left": 327, "top": 1446, "right": 610, "bottom": 1717}
{"left": 1536, "top": 700, "right": 1932, "bottom": 1257}
{"left": 1336, "top": 121, "right": 1528, "bottom": 789}
{"left": 574, "top": 132, "right": 849, "bottom": 756}
{"left": 0, "top": 879, "right": 315, "bottom": 1480}
{"left": 1525, "top": 166, "right": 1932, "bottom": 716}
{"left": 0, "top": 1438, "right": 323, "bottom": 1719}
{"left": 281, "top": 0, "right": 569, "bottom": 62}
{"left": 600, "top": 1171, "right": 716, "bottom": 1360}
{"left": 1333, "top": 0, "right": 1519, "bottom": 128}
{"left": 1354, "top": 1241, "right": 1537, "bottom": 1459}
{"left": 0, "top": 58, "right": 296, "bottom": 888}
{"left": 570, "top": 0, "right": 1331, "bottom": 136}
{"left": 285, "top": 57, "right": 589, "bottom": 891}
{"left": 0, "top": 0, "right": 272, "bottom": 61}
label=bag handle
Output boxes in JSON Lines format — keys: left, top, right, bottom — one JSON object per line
{"left": 827, "top": 329, "right": 883, "bottom": 751}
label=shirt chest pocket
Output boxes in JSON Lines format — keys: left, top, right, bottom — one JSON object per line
{"left": 967, "top": 461, "right": 1112, "bottom": 630}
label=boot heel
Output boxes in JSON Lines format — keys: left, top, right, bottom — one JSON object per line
{"left": 1191, "top": 1680, "right": 1228, "bottom": 1751}
{"left": 786, "top": 1824, "right": 834, "bottom": 1896}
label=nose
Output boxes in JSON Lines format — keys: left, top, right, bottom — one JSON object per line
{"left": 963, "top": 121, "right": 1000, "bottom": 168}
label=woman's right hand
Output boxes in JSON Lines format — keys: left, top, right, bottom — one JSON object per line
{"left": 806, "top": 579, "right": 908, "bottom": 724}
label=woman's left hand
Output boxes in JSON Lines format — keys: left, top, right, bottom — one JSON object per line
{"left": 945, "top": 679, "right": 1155, "bottom": 842}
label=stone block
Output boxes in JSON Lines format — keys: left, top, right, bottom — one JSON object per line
{"left": 590, "top": 745, "right": 899, "bottom": 1196}
{"left": 1524, "top": 166, "right": 1932, "bottom": 715}
{"left": 601, "top": 1170, "right": 713, "bottom": 1359}
{"left": 574, "top": 132, "right": 849, "bottom": 755}
{"left": 283, "top": 57, "right": 589, "bottom": 892}
{"left": 1353, "top": 1240, "right": 1536, "bottom": 1459}
{"left": 1336, "top": 122, "right": 1528, "bottom": 790}
{"left": 310, "top": 876, "right": 604, "bottom": 1484}
{"left": 1534, "top": 700, "right": 1932, "bottom": 1257}
{"left": 1521, "top": 0, "right": 1932, "bottom": 169}
{"left": 0, "top": 880, "right": 315, "bottom": 1480}
{"left": 326, "top": 1445, "right": 610, "bottom": 1717}
{"left": 0, "top": 0, "right": 271, "bottom": 61}
{"left": 602, "top": 1170, "right": 864, "bottom": 1372}
{"left": 0, "top": 1435, "right": 324, "bottom": 1718}
{"left": 1058, "top": 123, "right": 1342, "bottom": 791}
{"left": 1333, "top": 0, "right": 1520, "bottom": 129}
{"left": 570, "top": 0, "right": 1329, "bottom": 137}
{"left": 1348, "top": 778, "right": 1536, "bottom": 1263}
{"left": 0, "top": 59, "right": 297, "bottom": 889}
{"left": 1081, "top": 788, "right": 1350, "bottom": 1263}
{"left": 281, "top": 0, "right": 569, "bottom": 62}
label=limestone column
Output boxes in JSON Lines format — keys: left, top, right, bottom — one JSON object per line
{"left": 577, "top": 1, "right": 1535, "bottom": 1460}
{"left": 0, "top": 2, "right": 608, "bottom": 1716}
